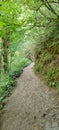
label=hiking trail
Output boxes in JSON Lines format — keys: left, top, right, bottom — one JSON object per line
{"left": 0, "top": 63, "right": 59, "bottom": 130}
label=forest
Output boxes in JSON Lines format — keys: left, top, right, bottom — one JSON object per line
{"left": 0, "top": 0, "right": 59, "bottom": 110}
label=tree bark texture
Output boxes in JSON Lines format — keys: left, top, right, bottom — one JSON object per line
{"left": 3, "top": 37, "right": 9, "bottom": 72}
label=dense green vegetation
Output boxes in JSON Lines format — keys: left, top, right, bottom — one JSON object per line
{"left": 0, "top": 0, "right": 32, "bottom": 110}
{"left": 0, "top": 56, "right": 31, "bottom": 110}
{"left": 0, "top": 0, "right": 59, "bottom": 110}
{"left": 33, "top": 0, "right": 59, "bottom": 89}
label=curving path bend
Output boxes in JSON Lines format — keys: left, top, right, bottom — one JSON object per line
{"left": 0, "top": 63, "right": 59, "bottom": 130}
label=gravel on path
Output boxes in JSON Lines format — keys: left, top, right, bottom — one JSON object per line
{"left": 0, "top": 63, "right": 59, "bottom": 130}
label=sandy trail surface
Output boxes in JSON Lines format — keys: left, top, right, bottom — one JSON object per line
{"left": 0, "top": 63, "right": 59, "bottom": 130}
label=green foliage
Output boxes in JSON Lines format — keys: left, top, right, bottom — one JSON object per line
{"left": 40, "top": 52, "right": 53, "bottom": 64}
{"left": 9, "top": 57, "right": 31, "bottom": 79}
{"left": 32, "top": 0, "right": 59, "bottom": 91}
{"left": 0, "top": 0, "right": 17, "bottom": 37}
{"left": 56, "top": 83, "right": 59, "bottom": 92}
{"left": 46, "top": 67, "right": 59, "bottom": 87}
{"left": 34, "top": 40, "right": 59, "bottom": 90}
{"left": 0, "top": 56, "right": 31, "bottom": 110}
{"left": 0, "top": 0, "right": 59, "bottom": 110}
{"left": 34, "top": 15, "right": 59, "bottom": 91}
{"left": 0, "top": 0, "right": 32, "bottom": 110}
{"left": 0, "top": 74, "right": 16, "bottom": 109}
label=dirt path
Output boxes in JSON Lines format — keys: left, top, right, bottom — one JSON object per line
{"left": 0, "top": 63, "right": 59, "bottom": 130}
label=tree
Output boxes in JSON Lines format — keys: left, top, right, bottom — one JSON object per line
{"left": 0, "top": 0, "right": 21, "bottom": 72}
{"left": 0, "top": 39, "right": 2, "bottom": 74}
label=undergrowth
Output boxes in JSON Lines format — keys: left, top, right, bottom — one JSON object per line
{"left": 34, "top": 19, "right": 59, "bottom": 91}
{"left": 0, "top": 57, "right": 31, "bottom": 110}
{"left": 34, "top": 53, "right": 59, "bottom": 90}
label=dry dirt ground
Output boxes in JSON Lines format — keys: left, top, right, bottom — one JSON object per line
{"left": 0, "top": 63, "right": 59, "bottom": 130}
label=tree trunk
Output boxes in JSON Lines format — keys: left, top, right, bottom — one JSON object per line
{"left": 2, "top": 37, "right": 9, "bottom": 72}
{"left": 0, "top": 39, "right": 2, "bottom": 74}
{"left": 0, "top": 54, "right": 2, "bottom": 74}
